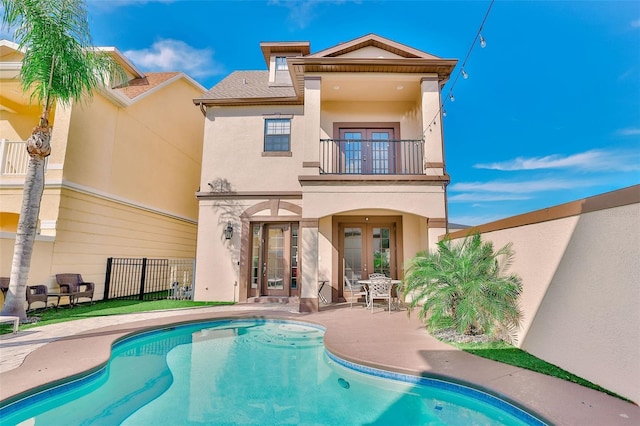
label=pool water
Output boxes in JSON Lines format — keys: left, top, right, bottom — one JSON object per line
{"left": 0, "top": 320, "right": 545, "bottom": 425}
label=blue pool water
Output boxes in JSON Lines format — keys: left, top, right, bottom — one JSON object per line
{"left": 0, "top": 319, "right": 546, "bottom": 425}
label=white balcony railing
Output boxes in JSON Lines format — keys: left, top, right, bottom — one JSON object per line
{"left": 0, "top": 139, "right": 48, "bottom": 175}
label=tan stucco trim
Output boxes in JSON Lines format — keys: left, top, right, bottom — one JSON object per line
{"left": 446, "top": 184, "right": 640, "bottom": 239}
{"left": 300, "top": 218, "right": 319, "bottom": 228}
{"left": 193, "top": 97, "right": 302, "bottom": 106}
{"left": 196, "top": 191, "right": 302, "bottom": 200}
{"left": 240, "top": 199, "right": 303, "bottom": 219}
{"left": 332, "top": 122, "right": 401, "bottom": 139}
{"left": 425, "top": 162, "right": 445, "bottom": 168}
{"left": 303, "top": 161, "right": 320, "bottom": 168}
{"left": 298, "top": 175, "right": 449, "bottom": 185}
{"left": 262, "top": 151, "right": 293, "bottom": 157}
{"left": 427, "top": 218, "right": 447, "bottom": 228}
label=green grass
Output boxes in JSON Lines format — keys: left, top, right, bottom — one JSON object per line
{"left": 450, "top": 339, "right": 629, "bottom": 402}
{"left": 0, "top": 299, "right": 234, "bottom": 332}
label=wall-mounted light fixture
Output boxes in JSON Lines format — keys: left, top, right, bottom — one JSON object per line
{"left": 224, "top": 222, "right": 233, "bottom": 240}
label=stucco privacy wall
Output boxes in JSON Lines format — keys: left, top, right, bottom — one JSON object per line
{"left": 445, "top": 185, "right": 640, "bottom": 404}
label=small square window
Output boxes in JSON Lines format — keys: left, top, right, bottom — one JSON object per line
{"left": 275, "top": 57, "right": 288, "bottom": 71}
{"left": 264, "top": 118, "right": 291, "bottom": 152}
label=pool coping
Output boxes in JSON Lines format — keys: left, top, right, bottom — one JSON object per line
{"left": 1, "top": 304, "right": 638, "bottom": 425}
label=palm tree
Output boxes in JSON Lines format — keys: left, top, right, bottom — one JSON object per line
{"left": 0, "top": 0, "right": 126, "bottom": 321}
{"left": 402, "top": 233, "right": 523, "bottom": 342}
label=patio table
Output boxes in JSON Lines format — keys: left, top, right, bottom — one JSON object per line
{"left": 47, "top": 292, "right": 80, "bottom": 309}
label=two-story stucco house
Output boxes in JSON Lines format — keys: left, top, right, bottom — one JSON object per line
{"left": 0, "top": 40, "right": 205, "bottom": 298}
{"left": 193, "top": 34, "right": 457, "bottom": 311}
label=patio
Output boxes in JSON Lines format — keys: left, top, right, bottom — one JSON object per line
{"left": 0, "top": 303, "right": 638, "bottom": 425}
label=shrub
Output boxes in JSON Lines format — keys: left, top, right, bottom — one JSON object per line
{"left": 402, "top": 233, "right": 523, "bottom": 342}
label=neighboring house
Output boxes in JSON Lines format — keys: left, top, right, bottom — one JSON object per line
{"left": 0, "top": 40, "right": 205, "bottom": 297}
{"left": 193, "top": 34, "right": 457, "bottom": 311}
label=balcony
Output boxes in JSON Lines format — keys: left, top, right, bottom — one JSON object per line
{"left": 0, "top": 139, "right": 47, "bottom": 175}
{"left": 319, "top": 139, "right": 424, "bottom": 175}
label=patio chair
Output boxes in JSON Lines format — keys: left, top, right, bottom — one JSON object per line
{"left": 368, "top": 276, "right": 392, "bottom": 314}
{"left": 368, "top": 273, "right": 387, "bottom": 279}
{"left": 55, "top": 273, "right": 95, "bottom": 306}
{"left": 344, "top": 275, "right": 367, "bottom": 308}
{"left": 26, "top": 285, "right": 48, "bottom": 311}
{"left": 168, "top": 281, "right": 180, "bottom": 299}
{"left": 0, "top": 277, "right": 8, "bottom": 298}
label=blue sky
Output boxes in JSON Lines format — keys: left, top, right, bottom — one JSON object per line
{"left": 8, "top": 0, "right": 640, "bottom": 225}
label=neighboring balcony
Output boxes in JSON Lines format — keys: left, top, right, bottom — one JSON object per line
{"left": 319, "top": 139, "right": 425, "bottom": 175}
{"left": 0, "top": 139, "right": 48, "bottom": 176}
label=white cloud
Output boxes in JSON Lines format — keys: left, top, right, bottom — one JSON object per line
{"left": 447, "top": 213, "right": 506, "bottom": 227}
{"left": 268, "top": 0, "right": 351, "bottom": 29}
{"left": 448, "top": 193, "right": 532, "bottom": 202}
{"left": 474, "top": 149, "right": 640, "bottom": 172}
{"left": 449, "top": 178, "right": 595, "bottom": 194}
{"left": 617, "top": 127, "right": 640, "bottom": 136}
{"left": 124, "top": 39, "right": 223, "bottom": 79}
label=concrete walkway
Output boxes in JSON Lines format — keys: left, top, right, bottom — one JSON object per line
{"left": 1, "top": 303, "right": 638, "bottom": 425}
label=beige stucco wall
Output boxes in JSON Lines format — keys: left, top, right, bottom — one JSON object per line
{"left": 447, "top": 191, "right": 640, "bottom": 404}
{"left": 302, "top": 184, "right": 446, "bottom": 219}
{"left": 201, "top": 105, "right": 305, "bottom": 193}
{"left": 320, "top": 100, "right": 422, "bottom": 140}
{"left": 194, "top": 197, "right": 305, "bottom": 302}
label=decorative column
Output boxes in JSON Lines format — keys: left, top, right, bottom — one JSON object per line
{"left": 299, "top": 218, "right": 319, "bottom": 312}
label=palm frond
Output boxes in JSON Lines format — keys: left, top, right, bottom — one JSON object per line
{"left": 403, "top": 232, "right": 524, "bottom": 341}
{"left": 2, "top": 0, "right": 127, "bottom": 110}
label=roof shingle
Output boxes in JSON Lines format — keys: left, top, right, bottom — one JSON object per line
{"left": 115, "top": 72, "right": 180, "bottom": 99}
{"left": 198, "top": 71, "right": 296, "bottom": 101}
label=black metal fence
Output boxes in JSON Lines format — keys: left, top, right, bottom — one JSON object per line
{"left": 104, "top": 257, "right": 195, "bottom": 301}
{"left": 319, "top": 139, "right": 425, "bottom": 175}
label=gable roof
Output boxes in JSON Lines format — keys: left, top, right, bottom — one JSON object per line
{"left": 307, "top": 33, "right": 440, "bottom": 59}
{"left": 194, "top": 34, "right": 457, "bottom": 106}
{"left": 194, "top": 71, "right": 300, "bottom": 106}
{"left": 115, "top": 72, "right": 181, "bottom": 99}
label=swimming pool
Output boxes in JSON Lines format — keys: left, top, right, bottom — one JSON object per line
{"left": 0, "top": 319, "right": 546, "bottom": 425}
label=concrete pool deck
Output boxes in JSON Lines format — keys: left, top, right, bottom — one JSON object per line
{"left": 1, "top": 303, "right": 638, "bottom": 425}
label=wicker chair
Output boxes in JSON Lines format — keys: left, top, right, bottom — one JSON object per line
{"left": 26, "top": 285, "right": 48, "bottom": 311}
{"left": 0, "top": 277, "right": 8, "bottom": 298}
{"left": 55, "top": 273, "right": 95, "bottom": 306}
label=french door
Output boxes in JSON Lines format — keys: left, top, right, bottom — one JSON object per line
{"left": 341, "top": 222, "right": 396, "bottom": 283}
{"left": 250, "top": 223, "right": 298, "bottom": 297}
{"left": 339, "top": 128, "right": 396, "bottom": 174}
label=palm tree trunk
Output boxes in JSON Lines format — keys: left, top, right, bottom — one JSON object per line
{"left": 0, "top": 125, "right": 50, "bottom": 322}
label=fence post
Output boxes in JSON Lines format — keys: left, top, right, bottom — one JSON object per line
{"left": 104, "top": 257, "right": 113, "bottom": 300}
{"left": 139, "top": 258, "right": 147, "bottom": 300}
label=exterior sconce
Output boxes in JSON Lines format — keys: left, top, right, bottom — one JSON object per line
{"left": 224, "top": 222, "right": 233, "bottom": 240}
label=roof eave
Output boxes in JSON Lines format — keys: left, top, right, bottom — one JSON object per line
{"left": 287, "top": 57, "right": 458, "bottom": 96}
{"left": 193, "top": 96, "right": 303, "bottom": 107}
